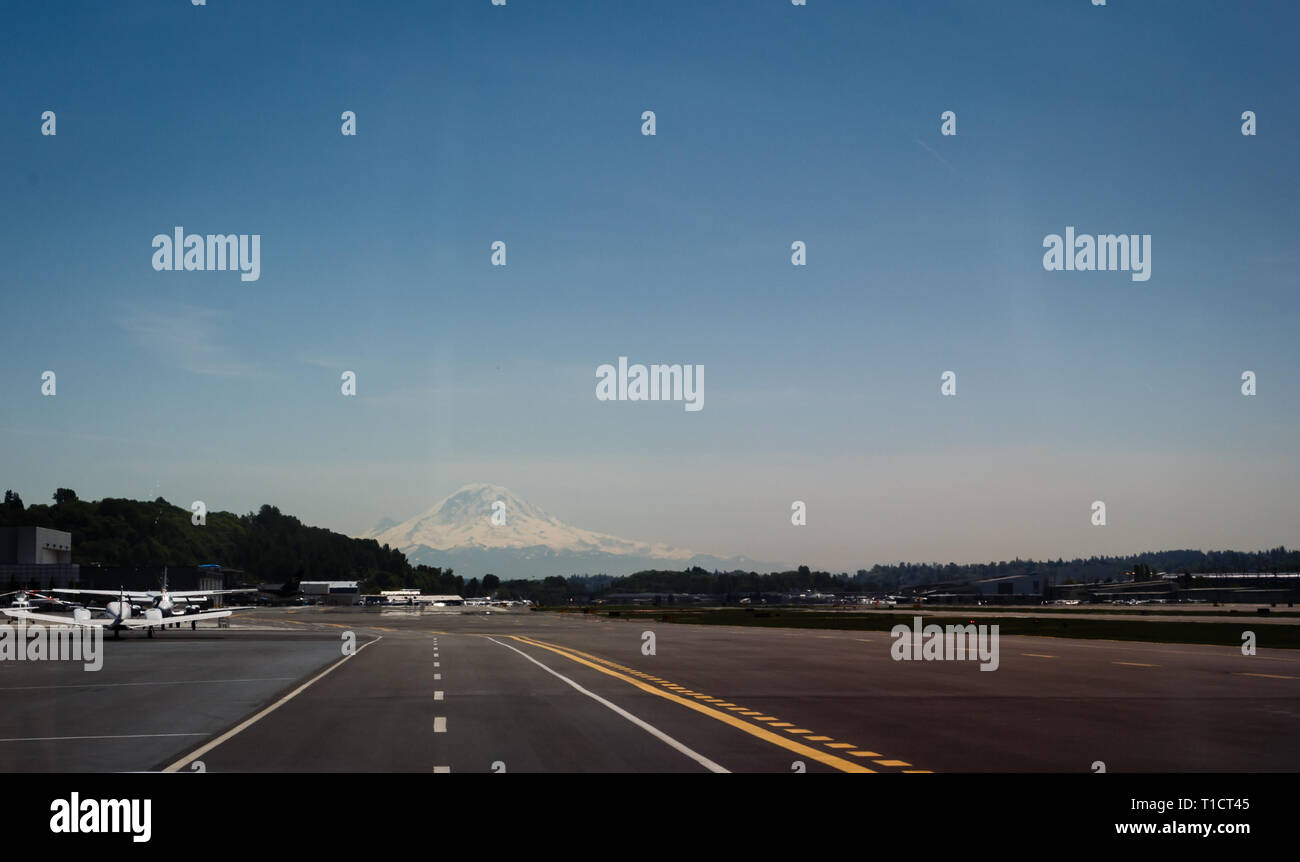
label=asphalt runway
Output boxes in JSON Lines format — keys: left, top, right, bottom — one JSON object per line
{"left": 0, "top": 625, "right": 342, "bottom": 773}
{"left": 2, "top": 607, "right": 1297, "bottom": 773}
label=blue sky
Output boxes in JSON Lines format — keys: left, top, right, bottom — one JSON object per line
{"left": 1, "top": 1, "right": 1297, "bottom": 572}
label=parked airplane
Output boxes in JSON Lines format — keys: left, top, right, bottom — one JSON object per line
{"left": 46, "top": 569, "right": 255, "bottom": 618}
{"left": 0, "top": 589, "right": 80, "bottom": 612}
{"left": 3, "top": 581, "right": 256, "bottom": 638}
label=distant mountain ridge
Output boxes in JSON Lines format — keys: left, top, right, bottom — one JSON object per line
{"left": 360, "top": 483, "right": 781, "bottom": 579}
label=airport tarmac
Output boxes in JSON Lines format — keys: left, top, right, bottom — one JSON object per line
{"left": 1, "top": 607, "right": 1297, "bottom": 773}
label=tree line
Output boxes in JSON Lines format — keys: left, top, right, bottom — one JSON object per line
{"left": 4, "top": 490, "right": 1295, "bottom": 602}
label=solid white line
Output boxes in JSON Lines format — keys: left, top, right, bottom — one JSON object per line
{"left": 434, "top": 717, "right": 447, "bottom": 733}
{"left": 0, "top": 733, "right": 206, "bottom": 743}
{"left": 161, "top": 636, "right": 382, "bottom": 772}
{"left": 486, "top": 637, "right": 729, "bottom": 773}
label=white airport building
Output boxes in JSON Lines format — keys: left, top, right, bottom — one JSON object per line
{"left": 0, "top": 526, "right": 78, "bottom": 588}
{"left": 300, "top": 580, "right": 361, "bottom": 605}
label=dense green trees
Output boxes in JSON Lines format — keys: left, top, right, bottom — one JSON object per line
{"left": 0, "top": 492, "right": 412, "bottom": 585}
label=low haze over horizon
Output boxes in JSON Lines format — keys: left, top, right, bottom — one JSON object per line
{"left": 2, "top": 1, "right": 1297, "bottom": 573}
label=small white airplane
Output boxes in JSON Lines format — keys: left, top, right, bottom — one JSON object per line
{"left": 3, "top": 582, "right": 255, "bottom": 638}
{"left": 1, "top": 589, "right": 80, "bottom": 612}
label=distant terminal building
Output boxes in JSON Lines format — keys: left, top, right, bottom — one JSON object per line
{"left": 921, "top": 573, "right": 1046, "bottom": 604}
{"left": 602, "top": 592, "right": 707, "bottom": 605}
{"left": 920, "top": 571, "right": 1298, "bottom": 606}
{"left": 0, "top": 526, "right": 78, "bottom": 589}
{"left": 972, "top": 574, "right": 1044, "bottom": 596}
{"left": 363, "top": 591, "right": 463, "bottom": 606}
{"left": 302, "top": 580, "right": 360, "bottom": 605}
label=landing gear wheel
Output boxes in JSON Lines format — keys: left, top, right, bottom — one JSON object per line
{"left": 147, "top": 627, "right": 154, "bottom": 639}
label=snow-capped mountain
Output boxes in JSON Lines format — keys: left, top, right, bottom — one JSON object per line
{"left": 360, "top": 483, "right": 779, "bottom": 579}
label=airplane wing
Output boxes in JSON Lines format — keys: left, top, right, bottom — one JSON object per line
{"left": 120, "top": 609, "right": 232, "bottom": 629}
{"left": 2, "top": 609, "right": 109, "bottom": 627}
{"left": 49, "top": 588, "right": 151, "bottom": 599}
{"left": 174, "top": 604, "right": 257, "bottom": 614}
{"left": 166, "top": 588, "right": 257, "bottom": 599}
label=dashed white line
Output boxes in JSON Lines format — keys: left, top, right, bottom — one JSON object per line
{"left": 434, "top": 717, "right": 447, "bottom": 733}
{"left": 434, "top": 691, "right": 444, "bottom": 701}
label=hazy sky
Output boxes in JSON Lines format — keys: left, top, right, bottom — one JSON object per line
{"left": 1, "top": 1, "right": 1297, "bottom": 572}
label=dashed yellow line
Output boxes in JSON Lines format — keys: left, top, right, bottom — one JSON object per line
{"left": 510, "top": 636, "right": 878, "bottom": 773}
{"left": 1235, "top": 672, "right": 1298, "bottom": 680}
{"left": 1113, "top": 661, "right": 1158, "bottom": 668}
{"left": 1021, "top": 653, "right": 1058, "bottom": 659}
{"left": 513, "top": 635, "right": 932, "bottom": 773}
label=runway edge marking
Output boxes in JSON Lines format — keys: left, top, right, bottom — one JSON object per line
{"left": 161, "top": 636, "right": 384, "bottom": 772}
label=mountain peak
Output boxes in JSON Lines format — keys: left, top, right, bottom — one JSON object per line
{"left": 360, "top": 484, "right": 781, "bottom": 579}
{"left": 363, "top": 483, "right": 692, "bottom": 558}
